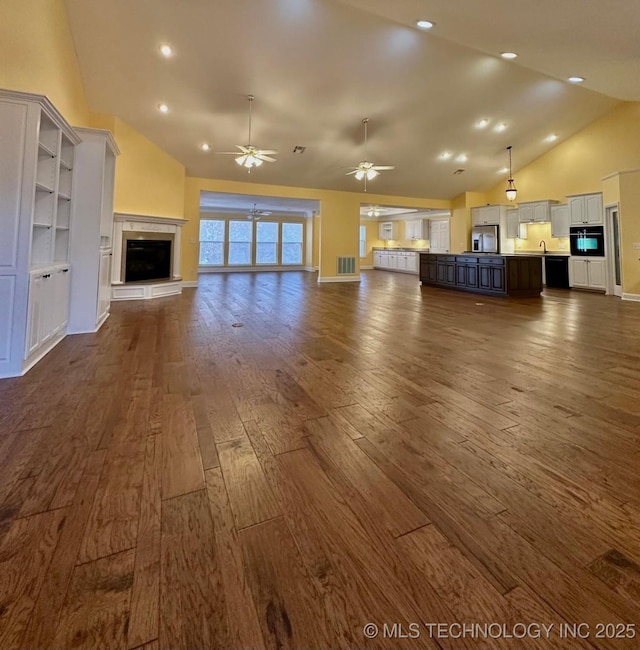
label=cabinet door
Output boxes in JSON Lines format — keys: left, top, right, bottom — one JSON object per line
{"left": 588, "top": 259, "right": 606, "bottom": 288}
{"left": 456, "top": 265, "right": 467, "bottom": 286}
{"left": 533, "top": 203, "right": 549, "bottom": 222}
{"left": 490, "top": 267, "right": 505, "bottom": 292}
{"left": 388, "top": 254, "right": 397, "bottom": 269}
{"left": 551, "top": 205, "right": 569, "bottom": 238}
{"left": 467, "top": 264, "right": 478, "bottom": 288}
{"left": 57, "top": 267, "right": 70, "bottom": 331}
{"left": 479, "top": 266, "right": 491, "bottom": 289}
{"left": 373, "top": 252, "right": 381, "bottom": 267}
{"left": 506, "top": 210, "right": 519, "bottom": 238}
{"left": 25, "top": 274, "right": 45, "bottom": 357}
{"left": 519, "top": 205, "right": 534, "bottom": 223}
{"left": 408, "top": 253, "right": 418, "bottom": 273}
{"left": 569, "top": 197, "right": 586, "bottom": 225}
{"left": 422, "top": 260, "right": 437, "bottom": 282}
{"left": 585, "top": 194, "right": 603, "bottom": 224}
{"left": 396, "top": 255, "right": 407, "bottom": 271}
{"left": 569, "top": 258, "right": 589, "bottom": 287}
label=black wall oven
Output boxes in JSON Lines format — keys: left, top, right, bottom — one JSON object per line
{"left": 570, "top": 226, "right": 605, "bottom": 257}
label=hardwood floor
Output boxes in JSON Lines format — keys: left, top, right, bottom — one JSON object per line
{"left": 1, "top": 270, "right": 640, "bottom": 649}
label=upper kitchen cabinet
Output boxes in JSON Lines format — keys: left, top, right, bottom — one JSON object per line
{"left": 0, "top": 90, "right": 81, "bottom": 378}
{"left": 517, "top": 200, "right": 558, "bottom": 223}
{"left": 550, "top": 204, "right": 570, "bottom": 238}
{"left": 506, "top": 208, "right": 527, "bottom": 239}
{"left": 405, "top": 219, "right": 427, "bottom": 240}
{"left": 568, "top": 193, "right": 603, "bottom": 225}
{"left": 379, "top": 221, "right": 399, "bottom": 240}
{"left": 471, "top": 205, "right": 506, "bottom": 226}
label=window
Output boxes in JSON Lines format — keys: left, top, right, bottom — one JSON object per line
{"left": 199, "top": 219, "right": 225, "bottom": 265}
{"left": 359, "top": 225, "right": 366, "bottom": 258}
{"left": 228, "top": 220, "right": 253, "bottom": 265}
{"left": 282, "top": 222, "right": 303, "bottom": 265}
{"left": 256, "top": 221, "right": 279, "bottom": 264}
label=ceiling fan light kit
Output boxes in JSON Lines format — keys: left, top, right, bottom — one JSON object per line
{"left": 346, "top": 118, "right": 395, "bottom": 191}
{"left": 218, "top": 95, "right": 278, "bottom": 173}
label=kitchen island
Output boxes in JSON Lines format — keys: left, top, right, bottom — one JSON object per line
{"left": 420, "top": 253, "right": 542, "bottom": 297}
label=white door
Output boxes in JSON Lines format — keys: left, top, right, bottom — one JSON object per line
{"left": 429, "top": 219, "right": 450, "bottom": 253}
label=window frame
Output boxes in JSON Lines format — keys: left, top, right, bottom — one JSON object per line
{"left": 199, "top": 218, "right": 226, "bottom": 266}
{"left": 359, "top": 224, "right": 366, "bottom": 258}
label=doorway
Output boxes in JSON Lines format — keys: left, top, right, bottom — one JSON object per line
{"left": 606, "top": 205, "right": 622, "bottom": 297}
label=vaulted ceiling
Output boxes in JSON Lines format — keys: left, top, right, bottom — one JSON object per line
{"left": 64, "top": 0, "right": 633, "bottom": 200}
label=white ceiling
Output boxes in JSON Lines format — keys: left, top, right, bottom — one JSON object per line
{"left": 64, "top": 0, "right": 628, "bottom": 200}
{"left": 200, "top": 192, "right": 319, "bottom": 216}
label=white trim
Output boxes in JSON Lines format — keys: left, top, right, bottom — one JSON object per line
{"left": 198, "top": 265, "right": 305, "bottom": 273}
{"left": 13, "top": 330, "right": 67, "bottom": 379}
{"left": 360, "top": 264, "right": 374, "bottom": 270}
{"left": 112, "top": 280, "right": 182, "bottom": 301}
{"left": 74, "top": 127, "right": 120, "bottom": 155}
{"left": 304, "top": 266, "right": 316, "bottom": 272}
{"left": 317, "top": 275, "right": 361, "bottom": 283}
{"left": 114, "top": 213, "right": 187, "bottom": 227}
{"left": 601, "top": 169, "right": 640, "bottom": 181}
{"left": 622, "top": 293, "right": 640, "bottom": 302}
{"left": 182, "top": 280, "right": 199, "bottom": 288}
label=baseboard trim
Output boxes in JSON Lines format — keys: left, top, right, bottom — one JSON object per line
{"left": 112, "top": 280, "right": 182, "bottom": 301}
{"left": 622, "top": 292, "right": 640, "bottom": 302}
{"left": 182, "top": 281, "right": 199, "bottom": 288}
{"left": 304, "top": 266, "right": 317, "bottom": 272}
{"left": 317, "top": 275, "right": 361, "bottom": 283}
{"left": 199, "top": 266, "right": 306, "bottom": 274}
{"left": 360, "top": 265, "right": 374, "bottom": 270}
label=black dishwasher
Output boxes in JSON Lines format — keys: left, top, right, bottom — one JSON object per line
{"left": 544, "top": 256, "right": 570, "bottom": 289}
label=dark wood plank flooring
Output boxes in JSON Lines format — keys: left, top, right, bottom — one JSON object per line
{"left": 1, "top": 270, "right": 640, "bottom": 649}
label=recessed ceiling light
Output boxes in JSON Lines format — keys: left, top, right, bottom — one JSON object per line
{"left": 568, "top": 76, "right": 585, "bottom": 84}
{"left": 495, "top": 122, "right": 508, "bottom": 132}
{"left": 499, "top": 167, "right": 509, "bottom": 174}
{"left": 201, "top": 143, "right": 211, "bottom": 151}
{"left": 456, "top": 154, "right": 467, "bottom": 163}
{"left": 439, "top": 152, "right": 452, "bottom": 160}
{"left": 546, "top": 134, "right": 558, "bottom": 142}
{"left": 501, "top": 52, "right": 518, "bottom": 60}
{"left": 158, "top": 103, "right": 169, "bottom": 113}
{"left": 416, "top": 20, "right": 435, "bottom": 30}
{"left": 160, "top": 44, "right": 173, "bottom": 57}
{"left": 476, "top": 118, "right": 489, "bottom": 129}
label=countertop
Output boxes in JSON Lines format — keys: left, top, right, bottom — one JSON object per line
{"left": 373, "top": 247, "right": 430, "bottom": 252}
{"left": 513, "top": 250, "right": 570, "bottom": 257}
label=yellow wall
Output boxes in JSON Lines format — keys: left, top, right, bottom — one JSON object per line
{"left": 451, "top": 192, "right": 487, "bottom": 253}
{"left": 485, "top": 102, "right": 640, "bottom": 205}
{"left": 0, "top": 0, "right": 90, "bottom": 125}
{"left": 183, "top": 178, "right": 450, "bottom": 283}
{"left": 107, "top": 117, "right": 185, "bottom": 218}
{"left": 618, "top": 171, "right": 640, "bottom": 295}
{"left": 360, "top": 220, "right": 383, "bottom": 266}
{"left": 513, "top": 223, "right": 569, "bottom": 252}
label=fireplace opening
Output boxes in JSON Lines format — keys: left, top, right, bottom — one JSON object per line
{"left": 125, "top": 239, "right": 172, "bottom": 282}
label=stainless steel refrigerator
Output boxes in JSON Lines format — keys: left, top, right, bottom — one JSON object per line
{"left": 471, "top": 225, "right": 499, "bottom": 253}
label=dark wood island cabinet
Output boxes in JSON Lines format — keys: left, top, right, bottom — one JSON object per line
{"left": 420, "top": 253, "right": 542, "bottom": 297}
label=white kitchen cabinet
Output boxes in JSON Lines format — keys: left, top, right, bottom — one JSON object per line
{"left": 0, "top": 90, "right": 80, "bottom": 378}
{"left": 518, "top": 200, "right": 558, "bottom": 223}
{"left": 379, "top": 221, "right": 399, "bottom": 240}
{"left": 373, "top": 250, "right": 419, "bottom": 274}
{"left": 405, "top": 220, "right": 427, "bottom": 240}
{"left": 568, "top": 193, "right": 603, "bottom": 225}
{"left": 506, "top": 209, "right": 527, "bottom": 239}
{"left": 68, "top": 128, "right": 119, "bottom": 334}
{"left": 569, "top": 257, "right": 606, "bottom": 290}
{"left": 550, "top": 204, "right": 570, "bottom": 238}
{"left": 471, "top": 205, "right": 502, "bottom": 226}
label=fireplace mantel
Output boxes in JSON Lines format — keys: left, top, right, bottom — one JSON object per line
{"left": 111, "top": 213, "right": 188, "bottom": 300}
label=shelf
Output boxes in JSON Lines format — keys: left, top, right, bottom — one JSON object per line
{"left": 59, "top": 159, "right": 73, "bottom": 171}
{"left": 57, "top": 192, "right": 71, "bottom": 201}
{"left": 35, "top": 182, "right": 54, "bottom": 193}
{"left": 56, "top": 226, "right": 70, "bottom": 231}
{"left": 38, "top": 142, "right": 56, "bottom": 157}
{"left": 33, "top": 222, "right": 52, "bottom": 228}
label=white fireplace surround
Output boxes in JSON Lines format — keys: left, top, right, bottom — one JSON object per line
{"left": 111, "top": 213, "right": 188, "bottom": 300}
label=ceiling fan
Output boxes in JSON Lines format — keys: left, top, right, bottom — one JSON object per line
{"left": 217, "top": 95, "right": 277, "bottom": 172}
{"left": 346, "top": 118, "right": 395, "bottom": 191}
{"left": 246, "top": 203, "right": 272, "bottom": 221}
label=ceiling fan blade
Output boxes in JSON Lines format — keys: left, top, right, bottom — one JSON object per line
{"left": 257, "top": 149, "right": 278, "bottom": 155}
{"left": 345, "top": 170, "right": 360, "bottom": 175}
{"left": 257, "top": 155, "right": 276, "bottom": 162}
{"left": 372, "top": 165, "right": 395, "bottom": 171}
{"left": 236, "top": 144, "right": 250, "bottom": 153}
{"left": 258, "top": 211, "right": 272, "bottom": 216}
{"left": 217, "top": 151, "right": 242, "bottom": 155}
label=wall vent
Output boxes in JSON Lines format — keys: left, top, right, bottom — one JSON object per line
{"left": 337, "top": 256, "right": 356, "bottom": 275}
{"left": 293, "top": 145, "right": 306, "bottom": 154}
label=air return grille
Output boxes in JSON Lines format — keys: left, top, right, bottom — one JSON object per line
{"left": 337, "top": 256, "right": 356, "bottom": 275}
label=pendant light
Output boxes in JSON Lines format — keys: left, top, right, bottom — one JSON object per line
{"left": 505, "top": 145, "right": 517, "bottom": 202}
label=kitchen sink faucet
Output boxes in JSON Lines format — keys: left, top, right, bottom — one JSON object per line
{"left": 539, "top": 240, "right": 547, "bottom": 254}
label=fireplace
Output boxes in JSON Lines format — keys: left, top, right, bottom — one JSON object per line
{"left": 125, "top": 239, "right": 172, "bottom": 282}
{"left": 111, "top": 213, "right": 188, "bottom": 301}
